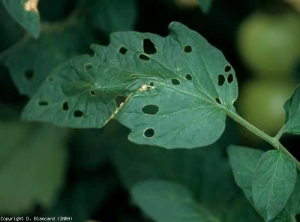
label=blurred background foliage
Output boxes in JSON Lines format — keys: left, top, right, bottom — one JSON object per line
{"left": 0, "top": 0, "right": 300, "bottom": 221}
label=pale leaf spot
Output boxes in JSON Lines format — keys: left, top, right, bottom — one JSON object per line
{"left": 24, "top": 0, "right": 39, "bottom": 13}
{"left": 139, "top": 84, "right": 148, "bottom": 91}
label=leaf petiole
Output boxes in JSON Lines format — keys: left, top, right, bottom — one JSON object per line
{"left": 225, "top": 109, "right": 300, "bottom": 171}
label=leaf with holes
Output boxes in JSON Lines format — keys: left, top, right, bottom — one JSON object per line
{"left": 227, "top": 145, "right": 263, "bottom": 201}
{"left": 282, "top": 83, "right": 300, "bottom": 135}
{"left": 22, "top": 22, "right": 238, "bottom": 148}
{"left": 1, "top": 20, "right": 93, "bottom": 97}
{"left": 1, "top": 0, "right": 40, "bottom": 38}
{"left": 131, "top": 180, "right": 220, "bottom": 222}
{"left": 196, "top": 0, "right": 214, "bottom": 13}
{"left": 252, "top": 150, "right": 297, "bottom": 221}
{"left": 86, "top": 0, "right": 137, "bottom": 34}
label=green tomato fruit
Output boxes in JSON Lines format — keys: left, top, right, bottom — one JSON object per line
{"left": 237, "top": 11, "right": 300, "bottom": 79}
{"left": 238, "top": 79, "right": 296, "bottom": 140}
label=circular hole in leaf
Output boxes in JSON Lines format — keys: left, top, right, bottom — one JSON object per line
{"left": 225, "top": 65, "right": 231, "bottom": 72}
{"left": 142, "top": 105, "right": 159, "bottom": 115}
{"left": 85, "top": 63, "right": 93, "bottom": 71}
{"left": 186, "top": 74, "right": 192, "bottom": 80}
{"left": 115, "top": 95, "right": 126, "bottom": 108}
{"left": 90, "top": 90, "right": 96, "bottom": 96}
{"left": 218, "top": 74, "right": 225, "bottom": 86}
{"left": 144, "top": 128, "right": 155, "bottom": 138}
{"left": 143, "top": 39, "right": 157, "bottom": 54}
{"left": 150, "top": 82, "right": 154, "bottom": 87}
{"left": 24, "top": 69, "right": 34, "bottom": 80}
{"left": 47, "top": 76, "right": 54, "bottom": 82}
{"left": 38, "top": 100, "right": 48, "bottom": 106}
{"left": 119, "top": 47, "right": 128, "bottom": 55}
{"left": 139, "top": 54, "right": 150, "bottom": 61}
{"left": 227, "top": 74, "right": 233, "bottom": 83}
{"left": 184, "top": 45, "right": 192, "bottom": 53}
{"left": 171, "top": 79, "right": 180, "bottom": 85}
{"left": 62, "top": 102, "right": 69, "bottom": 111}
{"left": 74, "top": 110, "right": 83, "bottom": 118}
{"left": 130, "top": 74, "right": 137, "bottom": 78}
{"left": 215, "top": 98, "right": 221, "bottom": 104}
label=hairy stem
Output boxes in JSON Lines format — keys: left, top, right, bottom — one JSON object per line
{"left": 225, "top": 109, "right": 300, "bottom": 171}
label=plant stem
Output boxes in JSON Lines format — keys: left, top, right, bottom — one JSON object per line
{"left": 225, "top": 109, "right": 300, "bottom": 171}
{"left": 274, "top": 126, "right": 286, "bottom": 141}
{"left": 225, "top": 109, "right": 277, "bottom": 147}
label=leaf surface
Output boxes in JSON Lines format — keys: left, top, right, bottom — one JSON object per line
{"left": 269, "top": 209, "right": 296, "bottom": 222}
{"left": 0, "top": 3, "right": 24, "bottom": 52}
{"left": 2, "top": 20, "right": 93, "bottom": 97}
{"left": 196, "top": 0, "right": 213, "bottom": 13}
{"left": 21, "top": 22, "right": 238, "bottom": 148}
{"left": 131, "top": 180, "right": 220, "bottom": 222}
{"left": 227, "top": 145, "right": 263, "bottom": 201}
{"left": 285, "top": 174, "right": 300, "bottom": 217}
{"left": 228, "top": 146, "right": 300, "bottom": 221}
{"left": 1, "top": 0, "right": 40, "bottom": 38}
{"left": 110, "top": 120, "right": 238, "bottom": 219}
{"left": 252, "top": 150, "right": 297, "bottom": 221}
{"left": 283, "top": 84, "right": 300, "bottom": 135}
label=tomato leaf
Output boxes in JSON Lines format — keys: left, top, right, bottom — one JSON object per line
{"left": 268, "top": 209, "right": 296, "bottom": 222}
{"left": 111, "top": 120, "right": 239, "bottom": 219}
{"left": 86, "top": 0, "right": 137, "bottom": 34}
{"left": 228, "top": 146, "right": 299, "bottom": 221}
{"left": 196, "top": 0, "right": 213, "bottom": 13}
{"left": 0, "top": 3, "right": 24, "bottom": 52}
{"left": 283, "top": 83, "right": 300, "bottom": 135}
{"left": 131, "top": 180, "right": 220, "bottom": 222}
{"left": 285, "top": 174, "right": 300, "bottom": 217}
{"left": 22, "top": 22, "right": 238, "bottom": 148}
{"left": 252, "top": 150, "right": 297, "bottom": 221}
{"left": 2, "top": 20, "right": 93, "bottom": 97}
{"left": 227, "top": 145, "right": 263, "bottom": 201}
{"left": 1, "top": 0, "right": 40, "bottom": 38}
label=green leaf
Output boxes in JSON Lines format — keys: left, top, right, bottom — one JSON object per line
{"left": 196, "top": 0, "right": 213, "bottom": 13}
{"left": 0, "top": 2, "right": 24, "bottom": 52}
{"left": 2, "top": 19, "right": 94, "bottom": 97}
{"left": 22, "top": 22, "right": 238, "bottom": 148}
{"left": 286, "top": 174, "right": 300, "bottom": 217}
{"left": 223, "top": 195, "right": 263, "bottom": 222}
{"left": 110, "top": 120, "right": 239, "bottom": 219}
{"left": 228, "top": 146, "right": 300, "bottom": 222}
{"left": 131, "top": 180, "right": 220, "bottom": 222}
{"left": 252, "top": 150, "right": 297, "bottom": 221}
{"left": 86, "top": 0, "right": 137, "bottom": 34}
{"left": 269, "top": 209, "right": 296, "bottom": 222}
{"left": 283, "top": 83, "right": 300, "bottom": 135}
{"left": 227, "top": 145, "right": 263, "bottom": 201}
{"left": 0, "top": 120, "right": 69, "bottom": 214}
{"left": 1, "top": 0, "right": 40, "bottom": 38}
